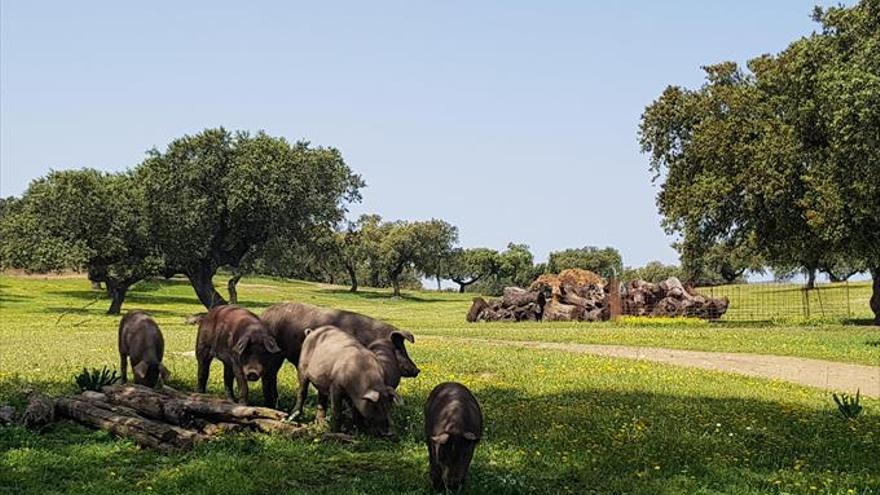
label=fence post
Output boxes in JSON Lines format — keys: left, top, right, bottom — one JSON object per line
{"left": 608, "top": 277, "right": 622, "bottom": 321}
{"left": 802, "top": 286, "right": 811, "bottom": 319}
{"left": 845, "top": 280, "right": 851, "bottom": 318}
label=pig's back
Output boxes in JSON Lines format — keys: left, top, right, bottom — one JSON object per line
{"left": 425, "top": 382, "right": 482, "bottom": 435}
{"left": 119, "top": 311, "right": 163, "bottom": 360}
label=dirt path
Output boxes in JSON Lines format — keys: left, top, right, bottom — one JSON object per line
{"left": 432, "top": 337, "right": 880, "bottom": 398}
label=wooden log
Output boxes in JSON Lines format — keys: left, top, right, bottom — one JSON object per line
{"left": 99, "top": 384, "right": 288, "bottom": 426}
{"left": 55, "top": 396, "right": 202, "bottom": 451}
{"left": 502, "top": 287, "right": 543, "bottom": 308}
{"left": 102, "top": 384, "right": 193, "bottom": 426}
{"left": 22, "top": 391, "right": 54, "bottom": 429}
{"left": 542, "top": 300, "right": 583, "bottom": 321}
{"left": 466, "top": 297, "right": 489, "bottom": 322}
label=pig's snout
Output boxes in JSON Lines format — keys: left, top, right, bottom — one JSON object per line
{"left": 246, "top": 371, "right": 260, "bottom": 381}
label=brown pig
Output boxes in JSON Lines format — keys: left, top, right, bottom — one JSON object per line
{"left": 292, "top": 325, "right": 399, "bottom": 436}
{"left": 118, "top": 311, "right": 169, "bottom": 388}
{"left": 196, "top": 305, "right": 281, "bottom": 405}
{"left": 260, "top": 302, "right": 419, "bottom": 399}
{"left": 424, "top": 382, "right": 483, "bottom": 491}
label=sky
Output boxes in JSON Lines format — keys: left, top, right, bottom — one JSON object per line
{"left": 0, "top": 1, "right": 849, "bottom": 267}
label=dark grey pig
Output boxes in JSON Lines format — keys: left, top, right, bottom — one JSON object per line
{"left": 260, "top": 303, "right": 419, "bottom": 387}
{"left": 118, "top": 311, "right": 169, "bottom": 388}
{"left": 196, "top": 305, "right": 281, "bottom": 405}
{"left": 293, "top": 325, "right": 399, "bottom": 436}
{"left": 261, "top": 302, "right": 419, "bottom": 400}
{"left": 425, "top": 382, "right": 483, "bottom": 491}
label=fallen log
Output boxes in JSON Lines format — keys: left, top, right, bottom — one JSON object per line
{"left": 466, "top": 297, "right": 489, "bottom": 322}
{"left": 55, "top": 396, "right": 203, "bottom": 451}
{"left": 102, "top": 384, "right": 288, "bottom": 423}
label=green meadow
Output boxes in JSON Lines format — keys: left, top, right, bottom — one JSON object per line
{"left": 1, "top": 274, "right": 878, "bottom": 494}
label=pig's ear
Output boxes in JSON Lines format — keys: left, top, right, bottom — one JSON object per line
{"left": 233, "top": 335, "right": 249, "bottom": 355}
{"left": 133, "top": 361, "right": 149, "bottom": 380}
{"left": 390, "top": 330, "right": 415, "bottom": 347}
{"left": 430, "top": 433, "right": 450, "bottom": 445}
{"left": 362, "top": 390, "right": 380, "bottom": 402}
{"left": 463, "top": 431, "right": 480, "bottom": 442}
{"left": 159, "top": 364, "right": 171, "bottom": 382}
{"left": 263, "top": 336, "right": 281, "bottom": 354}
{"left": 387, "top": 387, "right": 404, "bottom": 406}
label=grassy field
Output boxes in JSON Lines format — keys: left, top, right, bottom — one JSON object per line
{"left": 1, "top": 274, "right": 879, "bottom": 494}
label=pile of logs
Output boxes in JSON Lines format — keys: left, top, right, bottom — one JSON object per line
{"left": 52, "top": 384, "right": 305, "bottom": 451}
{"left": 466, "top": 269, "right": 729, "bottom": 322}
{"left": 467, "top": 269, "right": 609, "bottom": 323}
{"left": 622, "top": 277, "right": 729, "bottom": 319}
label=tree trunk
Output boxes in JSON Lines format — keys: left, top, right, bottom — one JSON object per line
{"left": 805, "top": 268, "right": 817, "bottom": 290}
{"left": 106, "top": 281, "right": 130, "bottom": 315}
{"left": 436, "top": 276, "right": 441, "bottom": 291}
{"left": 187, "top": 261, "right": 227, "bottom": 309}
{"left": 227, "top": 272, "right": 242, "bottom": 304}
{"left": 346, "top": 264, "right": 358, "bottom": 292}
{"left": 453, "top": 276, "right": 480, "bottom": 293}
{"left": 871, "top": 268, "right": 880, "bottom": 326}
{"left": 391, "top": 277, "right": 401, "bottom": 298}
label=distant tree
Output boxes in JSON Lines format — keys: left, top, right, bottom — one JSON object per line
{"left": 138, "top": 128, "right": 363, "bottom": 309}
{"left": 547, "top": 246, "right": 623, "bottom": 279}
{"left": 378, "top": 219, "right": 458, "bottom": 298}
{"left": 678, "top": 238, "right": 764, "bottom": 285}
{"left": 356, "top": 214, "right": 389, "bottom": 288}
{"left": 0, "top": 170, "right": 162, "bottom": 314}
{"left": 444, "top": 247, "right": 499, "bottom": 293}
{"left": 639, "top": 1, "right": 880, "bottom": 323}
{"left": 623, "top": 261, "right": 683, "bottom": 283}
{"left": 416, "top": 220, "right": 460, "bottom": 290}
{"left": 472, "top": 243, "right": 537, "bottom": 295}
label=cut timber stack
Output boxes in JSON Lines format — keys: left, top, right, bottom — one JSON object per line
{"left": 54, "top": 384, "right": 306, "bottom": 451}
{"left": 466, "top": 270, "right": 729, "bottom": 323}
{"left": 467, "top": 269, "right": 608, "bottom": 323}
{"left": 621, "top": 277, "right": 729, "bottom": 319}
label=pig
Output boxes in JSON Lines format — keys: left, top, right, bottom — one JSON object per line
{"left": 195, "top": 305, "right": 281, "bottom": 405}
{"left": 424, "top": 382, "right": 483, "bottom": 491}
{"left": 292, "top": 325, "right": 399, "bottom": 436}
{"left": 260, "top": 302, "right": 419, "bottom": 395}
{"left": 118, "top": 311, "right": 169, "bottom": 388}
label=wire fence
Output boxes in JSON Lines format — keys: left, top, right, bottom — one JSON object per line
{"left": 698, "top": 280, "right": 873, "bottom": 321}
{"left": 613, "top": 279, "right": 873, "bottom": 322}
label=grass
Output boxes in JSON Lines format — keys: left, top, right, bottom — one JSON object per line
{"left": 1, "top": 274, "right": 879, "bottom": 494}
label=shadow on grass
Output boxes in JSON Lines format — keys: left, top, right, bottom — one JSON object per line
{"left": 2, "top": 378, "right": 877, "bottom": 494}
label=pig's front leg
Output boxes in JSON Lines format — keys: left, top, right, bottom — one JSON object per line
{"left": 329, "top": 384, "right": 344, "bottom": 432}
{"left": 234, "top": 367, "right": 249, "bottom": 405}
{"left": 222, "top": 362, "right": 237, "bottom": 402}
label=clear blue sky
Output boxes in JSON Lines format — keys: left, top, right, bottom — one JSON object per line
{"left": 0, "top": 1, "right": 846, "bottom": 266}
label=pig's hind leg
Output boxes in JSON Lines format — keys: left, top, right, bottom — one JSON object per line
{"left": 315, "top": 391, "right": 329, "bottom": 424}
{"left": 119, "top": 353, "right": 128, "bottom": 383}
{"left": 290, "top": 373, "right": 310, "bottom": 420}
{"left": 196, "top": 351, "right": 212, "bottom": 393}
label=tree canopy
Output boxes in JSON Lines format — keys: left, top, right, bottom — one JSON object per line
{"left": 639, "top": 0, "right": 880, "bottom": 323}
{"left": 444, "top": 247, "right": 499, "bottom": 293}
{"left": 138, "top": 128, "right": 364, "bottom": 308}
{"left": 546, "top": 246, "right": 623, "bottom": 279}
{"left": 0, "top": 169, "right": 162, "bottom": 313}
